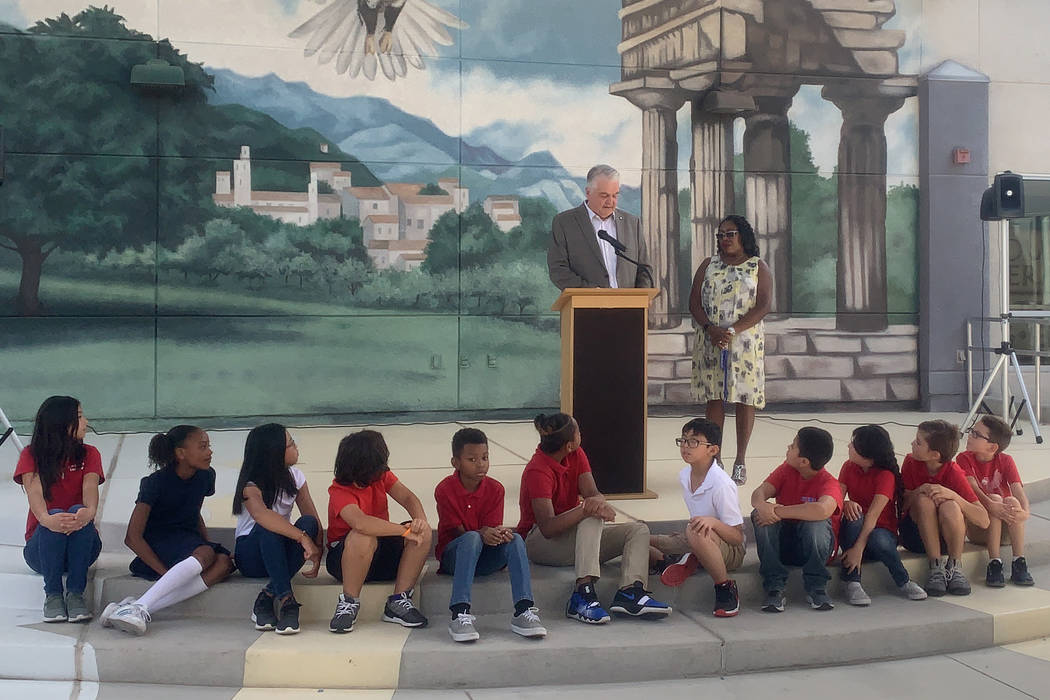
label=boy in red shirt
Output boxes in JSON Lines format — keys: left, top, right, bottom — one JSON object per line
{"left": 900, "top": 420, "right": 989, "bottom": 597}
{"left": 957, "top": 415, "right": 1033, "bottom": 587}
{"left": 751, "top": 427, "right": 841, "bottom": 612}
{"left": 435, "top": 428, "right": 546, "bottom": 642}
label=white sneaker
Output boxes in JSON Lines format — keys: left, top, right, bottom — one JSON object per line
{"left": 110, "top": 603, "right": 150, "bottom": 636}
{"left": 844, "top": 581, "right": 871, "bottom": 606}
{"left": 448, "top": 612, "right": 480, "bottom": 642}
{"left": 511, "top": 607, "right": 547, "bottom": 638}
{"left": 898, "top": 580, "right": 928, "bottom": 601}
{"left": 100, "top": 596, "right": 135, "bottom": 628}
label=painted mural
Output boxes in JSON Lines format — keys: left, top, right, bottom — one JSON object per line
{"left": 0, "top": 0, "right": 921, "bottom": 422}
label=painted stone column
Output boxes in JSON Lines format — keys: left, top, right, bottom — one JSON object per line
{"left": 626, "top": 89, "right": 685, "bottom": 328}
{"left": 690, "top": 105, "right": 735, "bottom": 276}
{"left": 824, "top": 90, "right": 904, "bottom": 332}
{"left": 743, "top": 94, "right": 794, "bottom": 314}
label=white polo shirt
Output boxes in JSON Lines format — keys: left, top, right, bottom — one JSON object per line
{"left": 678, "top": 462, "right": 744, "bottom": 535}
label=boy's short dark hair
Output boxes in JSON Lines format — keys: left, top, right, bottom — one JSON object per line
{"left": 978, "top": 415, "right": 1012, "bottom": 453}
{"left": 452, "top": 427, "right": 488, "bottom": 458}
{"left": 918, "top": 420, "right": 960, "bottom": 464}
{"left": 682, "top": 418, "right": 721, "bottom": 448}
{"left": 797, "top": 427, "right": 834, "bottom": 470}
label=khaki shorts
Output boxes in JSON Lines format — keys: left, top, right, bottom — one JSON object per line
{"left": 966, "top": 522, "right": 1011, "bottom": 546}
{"left": 652, "top": 531, "right": 745, "bottom": 572}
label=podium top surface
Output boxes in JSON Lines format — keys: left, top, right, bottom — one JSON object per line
{"left": 551, "top": 287, "right": 659, "bottom": 312}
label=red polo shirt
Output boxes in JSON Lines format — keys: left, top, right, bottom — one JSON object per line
{"left": 327, "top": 470, "right": 399, "bottom": 546}
{"left": 900, "top": 456, "right": 978, "bottom": 515}
{"left": 956, "top": 451, "right": 1021, "bottom": 499}
{"left": 764, "top": 462, "right": 844, "bottom": 551}
{"left": 14, "top": 445, "right": 105, "bottom": 541}
{"left": 516, "top": 446, "right": 592, "bottom": 535}
{"left": 838, "top": 460, "right": 898, "bottom": 533}
{"left": 434, "top": 473, "right": 505, "bottom": 560}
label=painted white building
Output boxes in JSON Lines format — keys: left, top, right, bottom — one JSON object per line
{"left": 483, "top": 195, "right": 522, "bottom": 232}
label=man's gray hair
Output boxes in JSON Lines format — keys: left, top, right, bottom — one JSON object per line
{"left": 586, "top": 164, "right": 619, "bottom": 188}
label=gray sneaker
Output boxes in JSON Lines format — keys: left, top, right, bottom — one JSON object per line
{"left": 898, "top": 580, "right": 928, "bottom": 601}
{"left": 43, "top": 594, "right": 66, "bottom": 623}
{"left": 761, "top": 590, "right": 785, "bottom": 613}
{"left": 511, "top": 607, "right": 547, "bottom": 638}
{"left": 448, "top": 612, "right": 480, "bottom": 642}
{"left": 946, "top": 565, "right": 971, "bottom": 596}
{"left": 731, "top": 463, "right": 747, "bottom": 485}
{"left": 844, "top": 581, "right": 871, "bottom": 606}
{"left": 925, "top": 567, "right": 947, "bottom": 597}
{"left": 65, "top": 592, "right": 92, "bottom": 622}
{"left": 806, "top": 589, "right": 834, "bottom": 611}
{"left": 329, "top": 593, "right": 360, "bottom": 634}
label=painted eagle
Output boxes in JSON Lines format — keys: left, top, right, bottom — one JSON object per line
{"left": 289, "top": 0, "right": 468, "bottom": 81}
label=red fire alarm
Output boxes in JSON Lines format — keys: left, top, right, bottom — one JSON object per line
{"left": 952, "top": 147, "right": 971, "bottom": 165}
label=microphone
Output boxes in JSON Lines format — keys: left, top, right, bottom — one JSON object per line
{"left": 597, "top": 229, "right": 626, "bottom": 253}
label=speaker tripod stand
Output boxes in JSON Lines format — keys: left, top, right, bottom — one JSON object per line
{"left": 963, "top": 336, "right": 1043, "bottom": 444}
{"left": 0, "top": 404, "right": 24, "bottom": 454}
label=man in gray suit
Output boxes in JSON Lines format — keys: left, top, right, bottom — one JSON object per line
{"left": 547, "top": 164, "right": 651, "bottom": 290}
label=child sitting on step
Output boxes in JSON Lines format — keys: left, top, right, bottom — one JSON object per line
{"left": 14, "top": 396, "right": 103, "bottom": 623}
{"left": 325, "top": 429, "right": 430, "bottom": 633}
{"left": 233, "top": 424, "right": 323, "bottom": 635}
{"left": 518, "top": 413, "right": 671, "bottom": 624}
{"left": 649, "top": 418, "right": 745, "bottom": 617}
{"left": 103, "top": 425, "right": 235, "bottom": 635}
{"left": 900, "top": 420, "right": 989, "bottom": 597}
{"left": 957, "top": 415, "right": 1034, "bottom": 587}
{"left": 837, "top": 425, "right": 927, "bottom": 606}
{"left": 435, "top": 427, "right": 546, "bottom": 642}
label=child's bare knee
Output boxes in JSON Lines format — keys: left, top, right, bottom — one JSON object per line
{"left": 987, "top": 493, "right": 1004, "bottom": 503}
{"left": 937, "top": 499, "right": 963, "bottom": 521}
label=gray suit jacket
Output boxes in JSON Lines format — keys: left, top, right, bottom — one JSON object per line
{"left": 547, "top": 204, "right": 651, "bottom": 289}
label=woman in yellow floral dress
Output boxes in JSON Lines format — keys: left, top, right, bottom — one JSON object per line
{"left": 689, "top": 215, "right": 773, "bottom": 485}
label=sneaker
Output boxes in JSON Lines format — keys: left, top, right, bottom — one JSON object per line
{"left": 251, "top": 590, "right": 277, "bottom": 631}
{"left": 660, "top": 553, "right": 699, "bottom": 587}
{"left": 274, "top": 594, "right": 301, "bottom": 635}
{"left": 610, "top": 583, "right": 671, "bottom": 616}
{"left": 329, "top": 593, "right": 360, "bottom": 634}
{"left": 1011, "top": 557, "right": 1035, "bottom": 586}
{"left": 806, "top": 589, "right": 834, "bottom": 611}
{"left": 986, "top": 559, "right": 1006, "bottom": 588}
{"left": 383, "top": 592, "right": 428, "bottom": 628}
{"left": 761, "top": 590, "right": 785, "bottom": 613}
{"left": 713, "top": 580, "right": 739, "bottom": 618}
{"left": 946, "top": 565, "right": 971, "bottom": 596}
{"left": 511, "top": 607, "right": 547, "bottom": 638}
{"left": 100, "top": 596, "right": 135, "bottom": 628}
{"left": 565, "top": 591, "right": 611, "bottom": 624}
{"left": 110, "top": 603, "right": 150, "bottom": 635}
{"left": 43, "top": 594, "right": 67, "bottom": 623}
{"left": 925, "top": 567, "right": 947, "bottom": 597}
{"left": 65, "top": 592, "right": 92, "bottom": 622}
{"left": 649, "top": 553, "right": 677, "bottom": 576}
{"left": 898, "top": 580, "right": 928, "bottom": 601}
{"left": 844, "top": 581, "right": 871, "bottom": 607}
{"left": 448, "top": 612, "right": 480, "bottom": 642}
{"left": 731, "top": 463, "right": 747, "bottom": 485}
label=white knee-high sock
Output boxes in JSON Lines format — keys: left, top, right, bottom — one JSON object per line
{"left": 134, "top": 556, "right": 206, "bottom": 613}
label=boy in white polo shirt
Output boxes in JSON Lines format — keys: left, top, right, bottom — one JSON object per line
{"left": 649, "top": 418, "right": 745, "bottom": 617}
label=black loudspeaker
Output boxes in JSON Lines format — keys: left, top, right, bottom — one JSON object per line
{"left": 981, "top": 171, "right": 1024, "bottom": 220}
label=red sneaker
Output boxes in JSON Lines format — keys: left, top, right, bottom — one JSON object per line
{"left": 713, "top": 580, "right": 739, "bottom": 617}
{"left": 660, "top": 553, "right": 699, "bottom": 587}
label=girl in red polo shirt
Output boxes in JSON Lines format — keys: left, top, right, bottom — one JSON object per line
{"left": 518, "top": 413, "right": 670, "bottom": 624}
{"left": 838, "top": 425, "right": 927, "bottom": 605}
{"left": 325, "top": 429, "right": 430, "bottom": 633}
{"left": 14, "top": 396, "right": 103, "bottom": 623}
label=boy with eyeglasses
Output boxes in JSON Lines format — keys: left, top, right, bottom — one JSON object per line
{"left": 649, "top": 418, "right": 745, "bottom": 617}
{"left": 956, "top": 416, "right": 1034, "bottom": 587}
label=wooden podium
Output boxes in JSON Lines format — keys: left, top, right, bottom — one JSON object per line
{"left": 552, "top": 288, "right": 658, "bottom": 499}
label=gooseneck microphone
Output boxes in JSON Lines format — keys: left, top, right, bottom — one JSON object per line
{"left": 597, "top": 230, "right": 654, "bottom": 287}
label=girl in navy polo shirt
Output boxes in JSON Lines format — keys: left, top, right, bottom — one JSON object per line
{"left": 102, "top": 425, "right": 235, "bottom": 635}
{"left": 14, "top": 396, "right": 103, "bottom": 623}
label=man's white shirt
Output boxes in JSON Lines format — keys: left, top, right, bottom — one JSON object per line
{"left": 585, "top": 203, "right": 618, "bottom": 288}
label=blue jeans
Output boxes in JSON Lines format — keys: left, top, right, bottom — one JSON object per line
{"left": 440, "top": 531, "right": 533, "bottom": 609}
{"left": 235, "top": 515, "right": 319, "bottom": 598}
{"left": 24, "top": 505, "right": 102, "bottom": 596}
{"left": 751, "top": 512, "right": 833, "bottom": 594}
{"left": 838, "top": 517, "right": 909, "bottom": 587}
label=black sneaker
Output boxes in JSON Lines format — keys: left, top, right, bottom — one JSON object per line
{"left": 329, "top": 593, "right": 360, "bottom": 633}
{"left": 986, "top": 559, "right": 1006, "bottom": 588}
{"left": 609, "top": 583, "right": 671, "bottom": 616}
{"left": 274, "top": 594, "right": 301, "bottom": 635}
{"left": 713, "top": 580, "right": 739, "bottom": 618}
{"left": 382, "top": 592, "right": 428, "bottom": 628}
{"left": 1011, "top": 557, "right": 1035, "bottom": 586}
{"left": 761, "top": 590, "right": 785, "bottom": 613}
{"left": 251, "top": 589, "right": 276, "bottom": 630}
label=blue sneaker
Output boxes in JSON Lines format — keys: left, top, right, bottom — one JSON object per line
{"left": 609, "top": 583, "right": 672, "bottom": 617}
{"left": 565, "top": 590, "right": 611, "bottom": 625}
